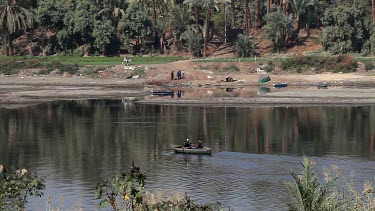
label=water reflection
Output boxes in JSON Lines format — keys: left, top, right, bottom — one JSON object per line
{"left": 0, "top": 100, "right": 375, "bottom": 210}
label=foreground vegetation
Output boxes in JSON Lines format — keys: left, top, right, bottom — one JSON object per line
{"left": 1, "top": 157, "right": 375, "bottom": 210}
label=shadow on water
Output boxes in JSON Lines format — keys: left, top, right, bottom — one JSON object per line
{"left": 0, "top": 100, "right": 375, "bottom": 210}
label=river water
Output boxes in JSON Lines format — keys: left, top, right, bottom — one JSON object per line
{"left": 1, "top": 99, "right": 375, "bottom": 210}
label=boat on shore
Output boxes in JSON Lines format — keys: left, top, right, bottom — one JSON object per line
{"left": 273, "top": 83, "right": 288, "bottom": 88}
{"left": 258, "top": 76, "right": 271, "bottom": 83}
{"left": 151, "top": 90, "right": 174, "bottom": 96}
{"left": 317, "top": 82, "right": 328, "bottom": 89}
{"left": 173, "top": 146, "right": 212, "bottom": 155}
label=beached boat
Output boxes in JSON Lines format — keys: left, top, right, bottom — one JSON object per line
{"left": 317, "top": 82, "right": 328, "bottom": 89}
{"left": 173, "top": 146, "right": 212, "bottom": 155}
{"left": 273, "top": 83, "right": 288, "bottom": 88}
{"left": 151, "top": 91, "right": 174, "bottom": 96}
{"left": 258, "top": 76, "right": 271, "bottom": 83}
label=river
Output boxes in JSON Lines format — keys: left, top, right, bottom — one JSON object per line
{"left": 1, "top": 99, "right": 374, "bottom": 210}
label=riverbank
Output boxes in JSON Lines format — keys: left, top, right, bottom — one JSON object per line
{"left": 1, "top": 59, "right": 375, "bottom": 107}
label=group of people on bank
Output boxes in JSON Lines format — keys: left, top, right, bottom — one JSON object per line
{"left": 184, "top": 139, "right": 203, "bottom": 148}
{"left": 171, "top": 70, "right": 185, "bottom": 80}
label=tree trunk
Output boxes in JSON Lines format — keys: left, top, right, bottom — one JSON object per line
{"left": 151, "top": 0, "right": 158, "bottom": 47}
{"left": 255, "top": 0, "right": 259, "bottom": 28}
{"left": 194, "top": 5, "right": 199, "bottom": 32}
{"left": 267, "top": 0, "right": 271, "bottom": 14}
{"left": 231, "top": 0, "right": 235, "bottom": 28}
{"left": 244, "top": 0, "right": 250, "bottom": 34}
{"left": 204, "top": 10, "right": 210, "bottom": 58}
{"left": 282, "top": 0, "right": 288, "bottom": 14}
{"left": 7, "top": 32, "right": 13, "bottom": 56}
{"left": 294, "top": 17, "right": 300, "bottom": 33}
{"left": 372, "top": 0, "right": 375, "bottom": 22}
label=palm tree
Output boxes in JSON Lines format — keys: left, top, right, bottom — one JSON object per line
{"left": 282, "top": 0, "right": 288, "bottom": 14}
{"left": 372, "top": 0, "right": 375, "bottom": 22}
{"left": 98, "top": 0, "right": 126, "bottom": 37}
{"left": 0, "top": 0, "right": 32, "bottom": 56}
{"left": 184, "top": 0, "right": 230, "bottom": 57}
{"left": 290, "top": 0, "right": 315, "bottom": 33}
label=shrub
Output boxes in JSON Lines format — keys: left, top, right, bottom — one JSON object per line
{"left": 0, "top": 165, "right": 45, "bottom": 210}
{"left": 220, "top": 64, "right": 240, "bottom": 72}
{"left": 60, "top": 64, "right": 80, "bottom": 75}
{"left": 38, "top": 67, "right": 55, "bottom": 75}
{"left": 235, "top": 34, "right": 255, "bottom": 57}
{"left": 181, "top": 28, "right": 202, "bottom": 57}
{"left": 285, "top": 157, "right": 344, "bottom": 210}
{"left": 280, "top": 55, "right": 357, "bottom": 73}
{"left": 264, "top": 61, "right": 275, "bottom": 73}
{"left": 94, "top": 163, "right": 224, "bottom": 210}
{"left": 363, "top": 60, "right": 375, "bottom": 71}
{"left": 0, "top": 58, "right": 43, "bottom": 75}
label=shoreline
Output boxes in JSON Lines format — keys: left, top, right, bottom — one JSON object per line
{"left": 1, "top": 68, "right": 375, "bottom": 107}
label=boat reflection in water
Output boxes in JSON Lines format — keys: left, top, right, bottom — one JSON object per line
{"left": 257, "top": 86, "right": 270, "bottom": 95}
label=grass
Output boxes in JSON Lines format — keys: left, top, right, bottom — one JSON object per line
{"left": 0, "top": 56, "right": 187, "bottom": 66}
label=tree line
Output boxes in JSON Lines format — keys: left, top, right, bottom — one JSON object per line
{"left": 0, "top": 0, "right": 374, "bottom": 57}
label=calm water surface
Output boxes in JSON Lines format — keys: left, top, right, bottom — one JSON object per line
{"left": 1, "top": 99, "right": 375, "bottom": 210}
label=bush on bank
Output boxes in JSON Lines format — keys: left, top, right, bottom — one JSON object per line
{"left": 280, "top": 55, "right": 358, "bottom": 73}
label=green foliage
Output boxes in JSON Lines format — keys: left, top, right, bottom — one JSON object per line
{"left": 120, "top": 2, "right": 153, "bottom": 54}
{"left": 321, "top": 2, "right": 372, "bottom": 54}
{"left": 181, "top": 27, "right": 202, "bottom": 57}
{"left": 220, "top": 64, "right": 240, "bottom": 72}
{"left": 94, "top": 163, "right": 146, "bottom": 210}
{"left": 0, "top": 0, "right": 33, "bottom": 55}
{"left": 280, "top": 55, "right": 357, "bottom": 73}
{"left": 95, "top": 163, "right": 224, "bottom": 210}
{"left": 0, "top": 165, "right": 46, "bottom": 210}
{"left": 264, "top": 61, "right": 275, "bottom": 73}
{"left": 92, "top": 19, "right": 118, "bottom": 55}
{"left": 0, "top": 58, "right": 43, "bottom": 75}
{"left": 235, "top": 34, "right": 255, "bottom": 57}
{"left": 262, "top": 8, "right": 293, "bottom": 52}
{"left": 363, "top": 60, "right": 375, "bottom": 71}
{"left": 285, "top": 157, "right": 344, "bottom": 211}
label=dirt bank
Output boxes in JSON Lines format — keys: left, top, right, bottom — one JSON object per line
{"left": 1, "top": 60, "right": 375, "bottom": 108}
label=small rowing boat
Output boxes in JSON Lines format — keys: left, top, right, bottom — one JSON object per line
{"left": 173, "top": 146, "right": 212, "bottom": 155}
{"left": 273, "top": 83, "right": 288, "bottom": 88}
{"left": 151, "top": 91, "right": 174, "bottom": 96}
{"left": 258, "top": 76, "right": 271, "bottom": 83}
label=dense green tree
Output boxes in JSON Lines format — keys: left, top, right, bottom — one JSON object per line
{"left": 92, "top": 19, "right": 118, "bottom": 55}
{"left": 120, "top": 2, "right": 153, "bottom": 54}
{"left": 0, "top": 0, "right": 33, "bottom": 55}
{"left": 321, "top": 1, "right": 372, "bottom": 54}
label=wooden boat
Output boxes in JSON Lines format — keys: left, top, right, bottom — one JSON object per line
{"left": 317, "top": 82, "right": 328, "bottom": 89}
{"left": 273, "top": 83, "right": 288, "bottom": 88}
{"left": 173, "top": 146, "right": 212, "bottom": 155}
{"left": 258, "top": 76, "right": 271, "bottom": 83}
{"left": 151, "top": 91, "right": 174, "bottom": 96}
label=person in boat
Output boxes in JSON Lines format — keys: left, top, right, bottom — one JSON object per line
{"left": 197, "top": 140, "right": 203, "bottom": 148}
{"left": 184, "top": 139, "right": 191, "bottom": 147}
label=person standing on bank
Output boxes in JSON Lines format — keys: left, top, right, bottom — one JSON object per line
{"left": 177, "top": 70, "right": 181, "bottom": 80}
{"left": 171, "top": 71, "right": 174, "bottom": 80}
